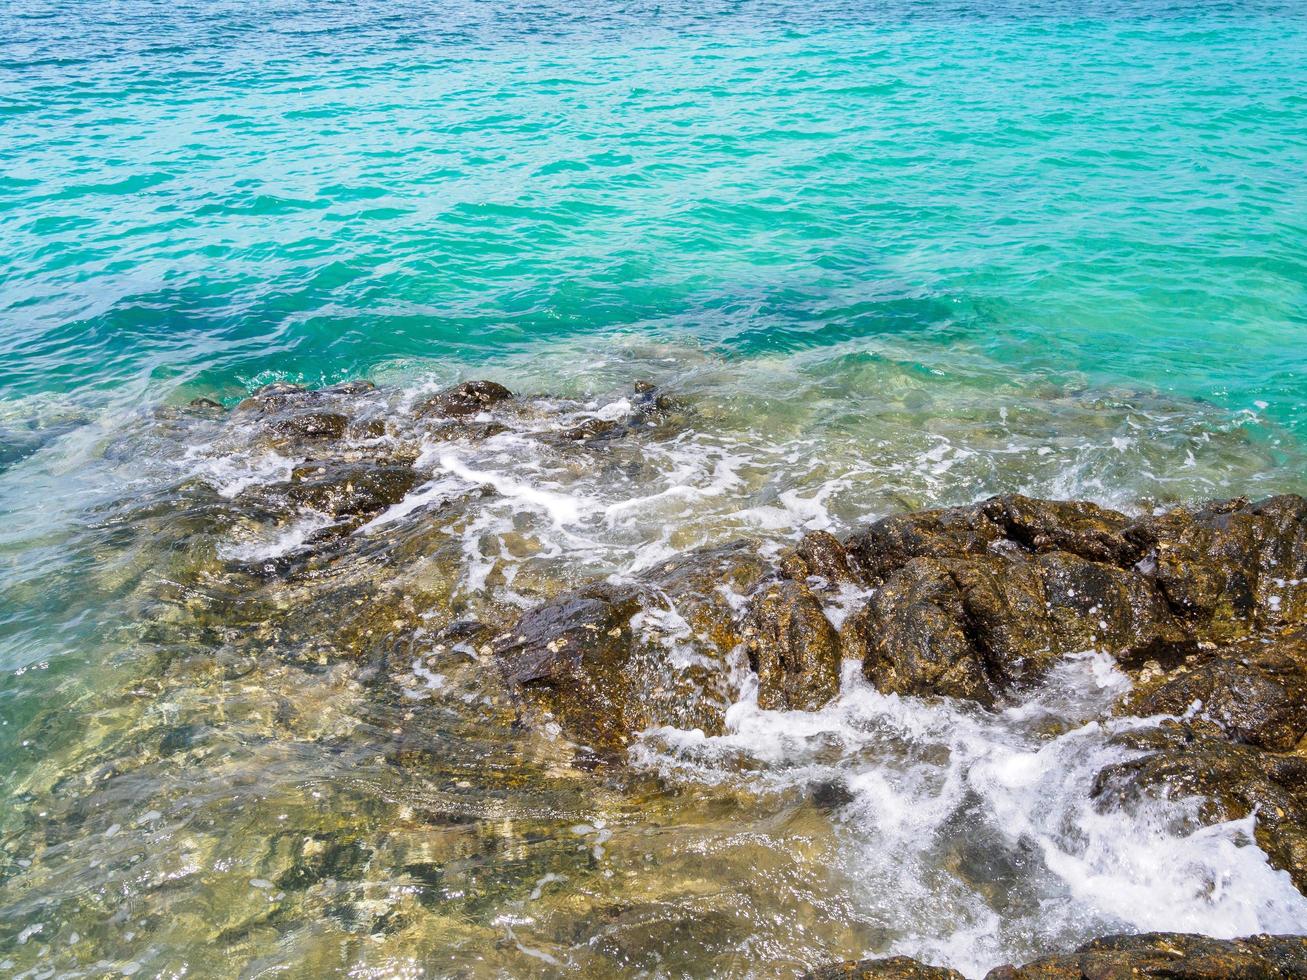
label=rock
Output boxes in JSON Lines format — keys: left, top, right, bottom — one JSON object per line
{"left": 321, "top": 380, "right": 376, "bottom": 395}
{"left": 987, "top": 495, "right": 1140, "bottom": 567}
{"left": 983, "top": 932, "right": 1307, "bottom": 978}
{"left": 557, "top": 417, "right": 621, "bottom": 442}
{"left": 235, "top": 381, "right": 312, "bottom": 413}
{"left": 1123, "top": 628, "right": 1307, "bottom": 751}
{"left": 838, "top": 494, "right": 1307, "bottom": 705}
{"left": 1091, "top": 720, "right": 1307, "bottom": 889}
{"left": 806, "top": 934, "right": 1307, "bottom": 980}
{"left": 805, "top": 956, "right": 964, "bottom": 979}
{"left": 845, "top": 495, "right": 1141, "bottom": 586}
{"left": 493, "top": 590, "right": 644, "bottom": 754}
{"left": 274, "top": 411, "right": 349, "bottom": 440}
{"left": 1125, "top": 495, "right": 1307, "bottom": 641}
{"left": 188, "top": 397, "right": 224, "bottom": 411}
{"left": 284, "top": 461, "right": 420, "bottom": 519}
{"left": 416, "top": 380, "right": 512, "bottom": 418}
{"left": 1034, "top": 551, "right": 1188, "bottom": 665}
{"left": 744, "top": 581, "right": 841, "bottom": 711}
{"left": 492, "top": 542, "right": 770, "bottom": 755}
{"left": 851, "top": 556, "right": 1058, "bottom": 705}
{"left": 781, "top": 530, "right": 862, "bottom": 586}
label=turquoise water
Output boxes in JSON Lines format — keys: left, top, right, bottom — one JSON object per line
{"left": 5, "top": 0, "right": 1307, "bottom": 422}
{"left": 3, "top": 0, "right": 1307, "bottom": 975}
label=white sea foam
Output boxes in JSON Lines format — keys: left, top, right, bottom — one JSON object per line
{"left": 633, "top": 653, "right": 1307, "bottom": 977}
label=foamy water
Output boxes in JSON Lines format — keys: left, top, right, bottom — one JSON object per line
{"left": 636, "top": 655, "right": 1307, "bottom": 975}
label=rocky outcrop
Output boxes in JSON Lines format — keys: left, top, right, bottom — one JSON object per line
{"left": 804, "top": 494, "right": 1305, "bottom": 705}
{"left": 1122, "top": 627, "right": 1307, "bottom": 752}
{"left": 805, "top": 933, "right": 1307, "bottom": 979}
{"left": 1091, "top": 719, "right": 1307, "bottom": 890}
{"left": 177, "top": 380, "right": 1307, "bottom": 901}
{"left": 488, "top": 492, "right": 1307, "bottom": 761}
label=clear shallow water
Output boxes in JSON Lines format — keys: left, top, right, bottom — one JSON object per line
{"left": 3, "top": 0, "right": 1307, "bottom": 976}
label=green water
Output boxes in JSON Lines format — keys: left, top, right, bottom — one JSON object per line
{"left": 3, "top": 0, "right": 1307, "bottom": 975}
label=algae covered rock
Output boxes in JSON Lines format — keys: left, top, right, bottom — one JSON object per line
{"left": 284, "top": 460, "right": 420, "bottom": 520}
{"left": 744, "top": 580, "right": 841, "bottom": 711}
{"left": 493, "top": 542, "right": 771, "bottom": 755}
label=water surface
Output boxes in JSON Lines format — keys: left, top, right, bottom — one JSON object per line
{"left": 3, "top": 0, "right": 1307, "bottom": 975}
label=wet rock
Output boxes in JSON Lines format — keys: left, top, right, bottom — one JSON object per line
{"left": 1034, "top": 551, "right": 1188, "bottom": 664}
{"left": 809, "top": 778, "right": 856, "bottom": 811}
{"left": 805, "top": 957, "right": 964, "bottom": 979}
{"left": 235, "top": 381, "right": 312, "bottom": 413}
{"left": 1091, "top": 721, "right": 1307, "bottom": 889}
{"left": 1124, "top": 494, "right": 1307, "bottom": 640}
{"left": 416, "top": 380, "right": 513, "bottom": 418}
{"left": 285, "top": 461, "right": 420, "bottom": 519}
{"left": 188, "top": 397, "right": 224, "bottom": 411}
{"left": 851, "top": 557, "right": 1058, "bottom": 705}
{"left": 493, "top": 591, "right": 644, "bottom": 754}
{"left": 274, "top": 411, "right": 349, "bottom": 440}
{"left": 744, "top": 581, "right": 841, "bottom": 711}
{"left": 321, "top": 380, "right": 376, "bottom": 395}
{"left": 987, "top": 495, "right": 1140, "bottom": 567}
{"left": 493, "top": 542, "right": 770, "bottom": 755}
{"left": 425, "top": 419, "right": 510, "bottom": 442}
{"left": 983, "top": 932, "right": 1307, "bottom": 978}
{"left": 782, "top": 530, "right": 862, "bottom": 586}
{"left": 557, "top": 417, "right": 621, "bottom": 442}
{"left": 838, "top": 494, "right": 1307, "bottom": 704}
{"left": 1123, "top": 628, "right": 1307, "bottom": 751}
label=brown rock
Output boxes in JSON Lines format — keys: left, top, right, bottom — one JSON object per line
{"left": 416, "top": 380, "right": 513, "bottom": 418}
{"left": 1091, "top": 721, "right": 1307, "bottom": 889}
{"left": 285, "top": 461, "right": 420, "bottom": 518}
{"left": 1124, "top": 629, "right": 1307, "bottom": 751}
{"left": 1125, "top": 495, "right": 1307, "bottom": 641}
{"left": 274, "top": 411, "right": 349, "bottom": 440}
{"left": 984, "top": 932, "right": 1307, "bottom": 979}
{"left": 744, "top": 580, "right": 841, "bottom": 711}
{"left": 806, "top": 956, "right": 965, "bottom": 979}
{"left": 782, "top": 530, "right": 862, "bottom": 586}
{"left": 852, "top": 556, "right": 1058, "bottom": 705}
{"left": 493, "top": 542, "right": 770, "bottom": 755}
